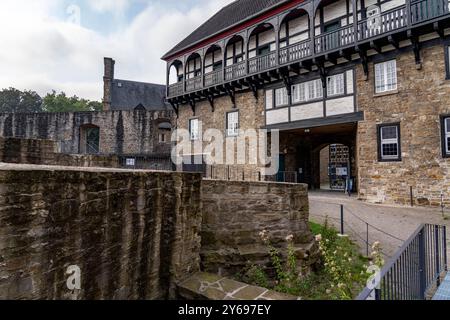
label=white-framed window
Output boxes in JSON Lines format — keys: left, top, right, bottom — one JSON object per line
{"left": 327, "top": 73, "right": 345, "bottom": 97}
{"left": 292, "top": 79, "right": 323, "bottom": 104}
{"left": 378, "top": 124, "right": 401, "bottom": 161}
{"left": 375, "top": 60, "right": 397, "bottom": 93}
{"left": 227, "top": 111, "right": 239, "bottom": 137}
{"left": 444, "top": 117, "right": 450, "bottom": 156}
{"left": 275, "top": 87, "right": 289, "bottom": 107}
{"left": 189, "top": 118, "right": 199, "bottom": 140}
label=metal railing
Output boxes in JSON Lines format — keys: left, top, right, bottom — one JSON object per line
{"left": 279, "top": 39, "right": 312, "bottom": 65}
{"left": 358, "top": 5, "right": 408, "bottom": 40}
{"left": 167, "top": 0, "right": 450, "bottom": 98}
{"left": 119, "top": 155, "right": 175, "bottom": 171}
{"left": 411, "top": 0, "right": 450, "bottom": 24}
{"left": 248, "top": 51, "right": 277, "bottom": 74}
{"left": 204, "top": 69, "right": 223, "bottom": 87}
{"left": 202, "top": 166, "right": 300, "bottom": 183}
{"left": 315, "top": 24, "right": 355, "bottom": 54}
{"left": 357, "top": 224, "right": 448, "bottom": 300}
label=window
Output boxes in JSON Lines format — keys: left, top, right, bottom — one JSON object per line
{"left": 227, "top": 111, "right": 239, "bottom": 137}
{"left": 292, "top": 79, "right": 323, "bottom": 104}
{"left": 375, "top": 60, "right": 397, "bottom": 93}
{"left": 442, "top": 116, "right": 450, "bottom": 157}
{"left": 324, "top": 21, "right": 341, "bottom": 33}
{"left": 275, "top": 88, "right": 289, "bottom": 107}
{"left": 189, "top": 119, "right": 199, "bottom": 140}
{"left": 378, "top": 124, "right": 401, "bottom": 161}
{"left": 327, "top": 73, "right": 345, "bottom": 97}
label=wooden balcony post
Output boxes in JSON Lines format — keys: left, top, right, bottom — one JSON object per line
{"left": 406, "top": 0, "right": 412, "bottom": 27}
{"left": 353, "top": 0, "right": 358, "bottom": 43}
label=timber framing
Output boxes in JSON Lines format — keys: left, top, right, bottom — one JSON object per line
{"left": 166, "top": 0, "right": 450, "bottom": 105}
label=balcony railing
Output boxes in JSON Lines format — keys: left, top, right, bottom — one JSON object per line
{"left": 279, "top": 39, "right": 312, "bottom": 65}
{"left": 411, "top": 0, "right": 450, "bottom": 24}
{"left": 167, "top": 0, "right": 450, "bottom": 99}
{"left": 186, "top": 75, "right": 203, "bottom": 92}
{"left": 358, "top": 6, "right": 407, "bottom": 40}
{"left": 225, "top": 60, "right": 246, "bottom": 81}
{"left": 248, "top": 51, "right": 277, "bottom": 74}
{"left": 204, "top": 69, "right": 223, "bottom": 87}
{"left": 168, "top": 82, "right": 184, "bottom": 97}
{"left": 315, "top": 24, "right": 355, "bottom": 54}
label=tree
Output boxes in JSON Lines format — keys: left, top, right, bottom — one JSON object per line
{"left": 42, "top": 91, "right": 103, "bottom": 112}
{"left": 0, "top": 87, "right": 43, "bottom": 113}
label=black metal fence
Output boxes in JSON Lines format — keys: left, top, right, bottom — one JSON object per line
{"left": 118, "top": 155, "right": 175, "bottom": 171}
{"left": 203, "top": 165, "right": 300, "bottom": 183}
{"left": 357, "top": 224, "right": 448, "bottom": 300}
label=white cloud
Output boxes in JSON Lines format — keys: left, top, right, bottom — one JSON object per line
{"left": 0, "top": 0, "right": 235, "bottom": 101}
{"left": 89, "top": 0, "right": 130, "bottom": 13}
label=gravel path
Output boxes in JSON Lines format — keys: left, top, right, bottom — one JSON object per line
{"left": 309, "top": 190, "right": 450, "bottom": 262}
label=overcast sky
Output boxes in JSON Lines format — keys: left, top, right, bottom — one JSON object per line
{"left": 0, "top": 0, "right": 235, "bottom": 101}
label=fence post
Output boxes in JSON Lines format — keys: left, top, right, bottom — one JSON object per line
{"left": 366, "top": 223, "right": 370, "bottom": 257}
{"left": 435, "top": 225, "right": 441, "bottom": 287}
{"left": 418, "top": 229, "right": 426, "bottom": 300}
{"left": 340, "top": 205, "right": 344, "bottom": 235}
{"left": 444, "top": 226, "right": 448, "bottom": 272}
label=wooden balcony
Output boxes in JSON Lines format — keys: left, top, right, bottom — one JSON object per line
{"left": 167, "top": 0, "right": 450, "bottom": 100}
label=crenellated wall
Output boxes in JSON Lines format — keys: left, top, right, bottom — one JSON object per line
{"left": 0, "top": 110, "right": 174, "bottom": 155}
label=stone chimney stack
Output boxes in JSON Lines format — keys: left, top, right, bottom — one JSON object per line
{"left": 103, "top": 57, "right": 115, "bottom": 111}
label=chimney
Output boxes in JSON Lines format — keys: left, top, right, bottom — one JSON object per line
{"left": 103, "top": 57, "right": 115, "bottom": 111}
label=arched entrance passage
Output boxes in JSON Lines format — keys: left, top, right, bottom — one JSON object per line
{"left": 279, "top": 122, "right": 357, "bottom": 191}
{"left": 317, "top": 143, "right": 350, "bottom": 191}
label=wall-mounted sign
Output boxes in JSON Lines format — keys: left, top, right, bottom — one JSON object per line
{"left": 126, "top": 158, "right": 136, "bottom": 166}
{"left": 336, "top": 167, "right": 348, "bottom": 176}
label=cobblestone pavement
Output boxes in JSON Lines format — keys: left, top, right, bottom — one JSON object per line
{"left": 309, "top": 190, "right": 450, "bottom": 262}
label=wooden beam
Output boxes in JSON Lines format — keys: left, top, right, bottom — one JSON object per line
{"left": 225, "top": 85, "right": 236, "bottom": 107}
{"left": 299, "top": 61, "right": 312, "bottom": 71}
{"left": 370, "top": 41, "right": 382, "bottom": 54}
{"left": 357, "top": 48, "right": 369, "bottom": 80}
{"left": 388, "top": 35, "right": 400, "bottom": 50}
{"left": 207, "top": 94, "right": 215, "bottom": 112}
{"left": 188, "top": 97, "right": 196, "bottom": 115}
{"left": 280, "top": 69, "right": 292, "bottom": 96}
{"left": 289, "top": 62, "right": 301, "bottom": 75}
{"left": 339, "top": 49, "right": 352, "bottom": 62}
{"left": 408, "top": 31, "right": 422, "bottom": 69}
{"left": 169, "top": 100, "right": 179, "bottom": 117}
{"left": 247, "top": 78, "right": 259, "bottom": 100}
{"left": 434, "top": 22, "right": 445, "bottom": 39}
{"left": 325, "top": 54, "right": 337, "bottom": 65}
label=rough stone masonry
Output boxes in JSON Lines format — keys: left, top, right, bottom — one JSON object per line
{"left": 0, "top": 166, "right": 202, "bottom": 300}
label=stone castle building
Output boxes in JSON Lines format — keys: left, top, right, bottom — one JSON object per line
{"left": 0, "top": 58, "right": 174, "bottom": 161}
{"left": 163, "top": 0, "right": 450, "bottom": 206}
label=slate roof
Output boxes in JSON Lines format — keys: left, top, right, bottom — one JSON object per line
{"left": 110, "top": 79, "right": 169, "bottom": 111}
{"left": 162, "top": 0, "right": 288, "bottom": 60}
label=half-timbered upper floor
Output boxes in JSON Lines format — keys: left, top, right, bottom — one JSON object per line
{"left": 163, "top": 0, "right": 450, "bottom": 109}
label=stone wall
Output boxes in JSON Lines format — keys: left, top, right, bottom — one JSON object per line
{"left": 176, "top": 90, "right": 266, "bottom": 178}
{"left": 357, "top": 44, "right": 450, "bottom": 206}
{"left": 201, "top": 180, "right": 318, "bottom": 275}
{"left": 0, "top": 137, "right": 120, "bottom": 168}
{"left": 0, "top": 110, "right": 174, "bottom": 155}
{"left": 0, "top": 166, "right": 202, "bottom": 300}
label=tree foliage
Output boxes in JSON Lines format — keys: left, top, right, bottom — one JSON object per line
{"left": 0, "top": 87, "right": 43, "bottom": 113}
{"left": 42, "top": 91, "right": 102, "bottom": 112}
{"left": 0, "top": 88, "right": 102, "bottom": 113}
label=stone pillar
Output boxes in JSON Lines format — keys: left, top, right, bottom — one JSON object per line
{"left": 103, "top": 57, "right": 115, "bottom": 111}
